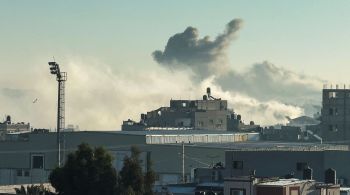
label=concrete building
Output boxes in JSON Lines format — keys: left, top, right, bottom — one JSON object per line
{"left": 0, "top": 116, "right": 30, "bottom": 140}
{"left": 224, "top": 177, "right": 340, "bottom": 195}
{"left": 321, "top": 85, "right": 350, "bottom": 142}
{"left": 225, "top": 144, "right": 350, "bottom": 186}
{"left": 122, "top": 88, "right": 257, "bottom": 132}
{"left": 0, "top": 130, "right": 259, "bottom": 186}
{"left": 256, "top": 179, "right": 339, "bottom": 195}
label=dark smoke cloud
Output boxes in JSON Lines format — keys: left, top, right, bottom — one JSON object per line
{"left": 153, "top": 19, "right": 324, "bottom": 118}
{"left": 153, "top": 19, "right": 243, "bottom": 79}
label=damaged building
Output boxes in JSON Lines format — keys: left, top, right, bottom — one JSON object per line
{"left": 122, "top": 88, "right": 259, "bottom": 132}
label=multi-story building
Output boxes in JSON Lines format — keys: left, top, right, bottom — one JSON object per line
{"left": 122, "top": 88, "right": 258, "bottom": 132}
{"left": 321, "top": 85, "right": 350, "bottom": 142}
{"left": 0, "top": 115, "right": 30, "bottom": 140}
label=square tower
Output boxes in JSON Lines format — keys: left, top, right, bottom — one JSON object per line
{"left": 321, "top": 86, "right": 350, "bottom": 142}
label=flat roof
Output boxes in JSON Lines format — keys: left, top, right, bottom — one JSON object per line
{"left": 114, "top": 130, "right": 259, "bottom": 136}
{"left": 173, "top": 141, "right": 349, "bottom": 151}
{"left": 257, "top": 179, "right": 311, "bottom": 186}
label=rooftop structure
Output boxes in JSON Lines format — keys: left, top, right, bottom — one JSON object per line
{"left": 122, "top": 87, "right": 259, "bottom": 132}
{"left": 0, "top": 115, "right": 30, "bottom": 140}
{"left": 225, "top": 176, "right": 340, "bottom": 195}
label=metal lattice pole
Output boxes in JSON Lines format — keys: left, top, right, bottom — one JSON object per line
{"left": 49, "top": 61, "right": 67, "bottom": 167}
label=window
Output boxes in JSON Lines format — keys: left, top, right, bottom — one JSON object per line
{"left": 329, "top": 92, "right": 336, "bottom": 98}
{"left": 233, "top": 161, "right": 243, "bottom": 169}
{"left": 290, "top": 187, "right": 300, "bottom": 195}
{"left": 296, "top": 162, "right": 307, "bottom": 171}
{"left": 16, "top": 170, "right": 22, "bottom": 177}
{"left": 32, "top": 155, "right": 44, "bottom": 169}
{"left": 329, "top": 108, "right": 333, "bottom": 115}
{"left": 329, "top": 125, "right": 338, "bottom": 132}
{"left": 24, "top": 170, "right": 30, "bottom": 177}
{"left": 230, "top": 188, "right": 246, "bottom": 195}
{"left": 216, "top": 124, "right": 222, "bottom": 128}
{"left": 197, "top": 121, "right": 203, "bottom": 127}
{"left": 182, "top": 102, "right": 187, "bottom": 107}
{"left": 209, "top": 119, "right": 214, "bottom": 125}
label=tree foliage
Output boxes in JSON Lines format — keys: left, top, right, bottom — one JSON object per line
{"left": 49, "top": 143, "right": 117, "bottom": 195}
{"left": 49, "top": 144, "right": 156, "bottom": 195}
{"left": 117, "top": 146, "right": 156, "bottom": 195}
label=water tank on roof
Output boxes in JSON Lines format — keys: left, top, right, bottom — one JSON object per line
{"left": 237, "top": 115, "right": 241, "bottom": 121}
{"left": 207, "top": 87, "right": 211, "bottom": 95}
{"left": 303, "top": 166, "right": 313, "bottom": 180}
{"left": 203, "top": 95, "right": 208, "bottom": 100}
{"left": 325, "top": 168, "right": 336, "bottom": 184}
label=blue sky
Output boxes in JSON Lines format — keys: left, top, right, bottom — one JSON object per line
{"left": 1, "top": 1, "right": 350, "bottom": 129}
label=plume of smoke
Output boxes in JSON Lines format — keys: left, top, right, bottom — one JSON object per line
{"left": 0, "top": 58, "right": 310, "bottom": 129}
{"left": 216, "top": 61, "right": 324, "bottom": 104}
{"left": 200, "top": 78, "right": 304, "bottom": 125}
{"left": 153, "top": 19, "right": 243, "bottom": 80}
{"left": 0, "top": 58, "right": 198, "bottom": 130}
{"left": 0, "top": 19, "right": 324, "bottom": 129}
{"left": 153, "top": 19, "right": 323, "bottom": 122}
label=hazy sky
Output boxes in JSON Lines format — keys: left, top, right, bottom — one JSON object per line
{"left": 1, "top": 1, "right": 350, "bottom": 130}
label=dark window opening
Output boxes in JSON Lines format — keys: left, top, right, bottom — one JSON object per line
{"left": 32, "top": 155, "right": 44, "bottom": 169}
{"left": 296, "top": 162, "right": 307, "bottom": 171}
{"left": 24, "top": 170, "right": 30, "bottom": 177}
{"left": 230, "top": 188, "right": 246, "bottom": 195}
{"left": 233, "top": 161, "right": 243, "bottom": 169}
{"left": 16, "top": 170, "right": 22, "bottom": 177}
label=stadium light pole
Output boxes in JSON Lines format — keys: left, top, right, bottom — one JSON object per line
{"left": 48, "top": 61, "right": 67, "bottom": 167}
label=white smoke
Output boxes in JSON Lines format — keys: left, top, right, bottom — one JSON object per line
{"left": 0, "top": 19, "right": 324, "bottom": 130}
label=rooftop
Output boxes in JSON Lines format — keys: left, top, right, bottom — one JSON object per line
{"left": 180, "top": 141, "right": 349, "bottom": 151}
{"left": 115, "top": 130, "right": 259, "bottom": 136}
{"left": 257, "top": 179, "right": 311, "bottom": 186}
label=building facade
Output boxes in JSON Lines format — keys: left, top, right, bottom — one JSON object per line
{"left": 321, "top": 86, "right": 350, "bottom": 142}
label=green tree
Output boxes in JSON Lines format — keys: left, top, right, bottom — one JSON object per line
{"left": 144, "top": 159, "right": 156, "bottom": 195}
{"left": 49, "top": 143, "right": 117, "bottom": 195}
{"left": 118, "top": 146, "right": 156, "bottom": 195}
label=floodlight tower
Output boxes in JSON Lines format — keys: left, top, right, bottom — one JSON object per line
{"left": 48, "top": 61, "right": 67, "bottom": 167}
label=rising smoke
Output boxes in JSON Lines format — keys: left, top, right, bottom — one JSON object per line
{"left": 0, "top": 19, "right": 323, "bottom": 130}
{"left": 153, "top": 19, "right": 243, "bottom": 80}
{"left": 153, "top": 19, "right": 323, "bottom": 123}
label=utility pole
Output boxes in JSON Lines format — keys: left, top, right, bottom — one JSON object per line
{"left": 48, "top": 61, "right": 67, "bottom": 167}
{"left": 182, "top": 141, "right": 185, "bottom": 183}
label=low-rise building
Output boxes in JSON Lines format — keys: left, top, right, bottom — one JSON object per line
{"left": 224, "top": 177, "right": 340, "bottom": 195}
